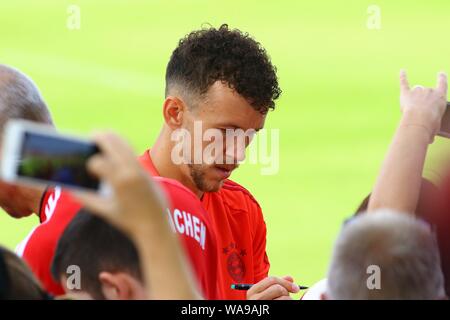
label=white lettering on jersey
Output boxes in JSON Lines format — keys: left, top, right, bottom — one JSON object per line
{"left": 43, "top": 187, "right": 61, "bottom": 223}
{"left": 174, "top": 209, "right": 184, "bottom": 234}
{"left": 170, "top": 208, "right": 206, "bottom": 250}
{"left": 166, "top": 208, "right": 176, "bottom": 232}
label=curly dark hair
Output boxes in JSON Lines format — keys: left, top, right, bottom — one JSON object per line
{"left": 165, "top": 24, "right": 281, "bottom": 113}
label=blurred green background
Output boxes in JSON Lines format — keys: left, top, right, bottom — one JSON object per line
{"left": 1, "top": 0, "right": 450, "bottom": 298}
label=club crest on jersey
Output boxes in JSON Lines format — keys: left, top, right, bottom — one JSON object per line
{"left": 222, "top": 242, "right": 246, "bottom": 281}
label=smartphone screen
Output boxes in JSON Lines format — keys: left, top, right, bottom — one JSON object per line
{"left": 17, "top": 131, "right": 100, "bottom": 190}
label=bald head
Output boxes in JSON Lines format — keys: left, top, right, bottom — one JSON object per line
{"left": 0, "top": 65, "right": 53, "bottom": 138}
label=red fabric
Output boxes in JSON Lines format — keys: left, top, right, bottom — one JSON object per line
{"left": 18, "top": 188, "right": 81, "bottom": 296}
{"left": 154, "top": 177, "right": 223, "bottom": 300}
{"left": 139, "top": 150, "right": 270, "bottom": 299}
{"left": 18, "top": 176, "right": 223, "bottom": 299}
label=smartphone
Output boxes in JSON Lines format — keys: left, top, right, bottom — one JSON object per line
{"left": 438, "top": 102, "right": 450, "bottom": 138}
{"left": 1, "top": 120, "right": 106, "bottom": 193}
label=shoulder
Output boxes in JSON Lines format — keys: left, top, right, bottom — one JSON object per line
{"left": 19, "top": 189, "right": 81, "bottom": 258}
{"left": 212, "top": 180, "right": 267, "bottom": 236}
{"left": 40, "top": 187, "right": 81, "bottom": 224}
{"left": 154, "top": 176, "right": 199, "bottom": 203}
{"left": 219, "top": 179, "right": 262, "bottom": 210}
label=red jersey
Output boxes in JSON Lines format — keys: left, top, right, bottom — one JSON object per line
{"left": 155, "top": 177, "right": 223, "bottom": 300}
{"left": 17, "top": 177, "right": 223, "bottom": 300}
{"left": 16, "top": 188, "right": 81, "bottom": 296}
{"left": 139, "top": 150, "right": 270, "bottom": 300}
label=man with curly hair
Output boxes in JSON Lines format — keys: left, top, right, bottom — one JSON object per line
{"left": 21, "top": 25, "right": 295, "bottom": 300}
{"left": 139, "top": 24, "right": 298, "bottom": 300}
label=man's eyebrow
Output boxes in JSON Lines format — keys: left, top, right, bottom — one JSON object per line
{"left": 217, "top": 124, "right": 263, "bottom": 132}
{"left": 217, "top": 123, "right": 239, "bottom": 129}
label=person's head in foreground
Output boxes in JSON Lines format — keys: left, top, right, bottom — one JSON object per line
{"left": 156, "top": 24, "right": 281, "bottom": 195}
{"left": 51, "top": 210, "right": 145, "bottom": 300}
{"left": 355, "top": 178, "right": 450, "bottom": 296}
{"left": 430, "top": 170, "right": 450, "bottom": 296}
{"left": 0, "top": 245, "right": 49, "bottom": 299}
{"left": 325, "top": 209, "right": 446, "bottom": 300}
{"left": 0, "top": 64, "right": 53, "bottom": 218}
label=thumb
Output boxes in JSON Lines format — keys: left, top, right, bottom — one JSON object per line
{"left": 282, "top": 275, "right": 299, "bottom": 293}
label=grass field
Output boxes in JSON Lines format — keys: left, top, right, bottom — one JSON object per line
{"left": 1, "top": 0, "right": 450, "bottom": 297}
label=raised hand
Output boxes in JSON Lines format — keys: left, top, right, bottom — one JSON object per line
{"left": 399, "top": 70, "right": 447, "bottom": 143}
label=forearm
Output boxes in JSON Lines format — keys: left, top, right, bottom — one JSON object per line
{"left": 368, "top": 116, "right": 430, "bottom": 213}
{"left": 132, "top": 217, "right": 202, "bottom": 300}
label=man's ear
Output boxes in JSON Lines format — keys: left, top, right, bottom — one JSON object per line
{"left": 59, "top": 276, "right": 93, "bottom": 300}
{"left": 163, "top": 96, "right": 186, "bottom": 130}
{"left": 99, "top": 272, "right": 134, "bottom": 300}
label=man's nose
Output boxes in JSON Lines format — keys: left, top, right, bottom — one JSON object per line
{"left": 225, "top": 140, "right": 246, "bottom": 163}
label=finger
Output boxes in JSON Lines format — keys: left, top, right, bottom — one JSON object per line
{"left": 252, "top": 284, "right": 290, "bottom": 300}
{"left": 109, "top": 134, "right": 137, "bottom": 160}
{"left": 101, "top": 132, "right": 137, "bottom": 163}
{"left": 274, "top": 296, "right": 293, "bottom": 301}
{"left": 93, "top": 132, "right": 137, "bottom": 165}
{"left": 72, "top": 191, "right": 114, "bottom": 217}
{"left": 248, "top": 276, "right": 299, "bottom": 295}
{"left": 400, "top": 69, "right": 410, "bottom": 92}
{"left": 282, "top": 275, "right": 294, "bottom": 283}
{"left": 91, "top": 132, "right": 126, "bottom": 165}
{"left": 282, "top": 275, "right": 299, "bottom": 292}
{"left": 88, "top": 136, "right": 146, "bottom": 189}
{"left": 424, "top": 87, "right": 433, "bottom": 96}
{"left": 86, "top": 154, "right": 115, "bottom": 181}
{"left": 436, "top": 72, "right": 448, "bottom": 96}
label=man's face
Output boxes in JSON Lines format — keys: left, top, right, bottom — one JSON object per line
{"left": 178, "top": 81, "right": 266, "bottom": 193}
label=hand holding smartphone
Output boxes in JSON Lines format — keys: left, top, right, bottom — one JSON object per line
{"left": 0, "top": 120, "right": 107, "bottom": 194}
